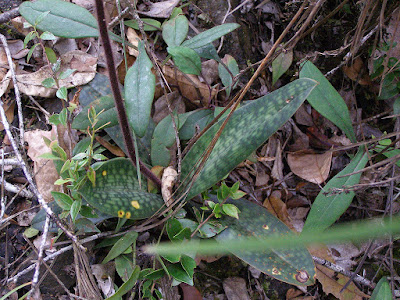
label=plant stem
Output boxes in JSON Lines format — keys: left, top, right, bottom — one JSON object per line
{"left": 94, "top": 0, "right": 161, "bottom": 189}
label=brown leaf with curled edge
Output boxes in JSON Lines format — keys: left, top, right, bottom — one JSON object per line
{"left": 287, "top": 150, "right": 332, "bottom": 184}
{"left": 162, "top": 166, "right": 178, "bottom": 207}
{"left": 162, "top": 65, "right": 217, "bottom": 106}
{"left": 263, "top": 191, "right": 295, "bottom": 230}
{"left": 16, "top": 50, "right": 97, "bottom": 97}
{"left": 126, "top": 27, "right": 140, "bottom": 57}
{"left": 24, "top": 128, "right": 60, "bottom": 202}
{"left": 342, "top": 57, "right": 372, "bottom": 86}
{"left": 309, "top": 246, "right": 368, "bottom": 300}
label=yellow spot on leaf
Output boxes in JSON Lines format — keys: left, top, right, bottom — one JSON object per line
{"left": 131, "top": 200, "right": 140, "bottom": 209}
{"left": 125, "top": 211, "right": 131, "bottom": 219}
{"left": 118, "top": 210, "right": 125, "bottom": 218}
{"left": 262, "top": 224, "right": 269, "bottom": 230}
{"left": 102, "top": 170, "right": 107, "bottom": 176}
{"left": 272, "top": 267, "right": 281, "bottom": 275}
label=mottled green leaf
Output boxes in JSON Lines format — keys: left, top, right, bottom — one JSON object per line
{"left": 79, "top": 158, "right": 165, "bottom": 219}
{"left": 216, "top": 198, "right": 315, "bottom": 286}
{"left": 125, "top": 41, "right": 155, "bottom": 137}
{"left": 162, "top": 15, "right": 188, "bottom": 47}
{"left": 302, "top": 149, "right": 368, "bottom": 234}
{"left": 180, "top": 78, "right": 318, "bottom": 200}
{"left": 300, "top": 61, "right": 356, "bottom": 142}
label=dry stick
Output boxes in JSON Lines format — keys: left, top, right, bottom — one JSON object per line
{"left": 0, "top": 92, "right": 84, "bottom": 254}
{"left": 0, "top": 7, "right": 19, "bottom": 24}
{"left": 29, "top": 214, "right": 50, "bottom": 299}
{"left": 94, "top": 0, "right": 161, "bottom": 189}
{"left": 0, "top": 34, "right": 24, "bottom": 143}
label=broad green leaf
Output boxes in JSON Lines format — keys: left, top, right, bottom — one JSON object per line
{"left": 40, "top": 32, "right": 56, "bottom": 41}
{"left": 149, "top": 216, "right": 400, "bottom": 257}
{"left": 70, "top": 198, "right": 81, "bottom": 222}
{"left": 272, "top": 49, "right": 293, "bottom": 85}
{"left": 51, "top": 191, "right": 73, "bottom": 210}
{"left": 42, "top": 77, "right": 56, "bottom": 88}
{"left": 370, "top": 277, "right": 392, "bottom": 300}
{"left": 166, "top": 264, "right": 193, "bottom": 286}
{"left": 300, "top": 61, "right": 356, "bottom": 142}
{"left": 216, "top": 198, "right": 315, "bottom": 286}
{"left": 125, "top": 41, "right": 155, "bottom": 138}
{"left": 19, "top": 0, "right": 99, "bottom": 38}
{"left": 162, "top": 15, "right": 188, "bottom": 47}
{"left": 167, "top": 46, "right": 202, "bottom": 75}
{"left": 222, "top": 204, "right": 239, "bottom": 219}
{"left": 102, "top": 231, "right": 138, "bottom": 264}
{"left": 151, "top": 112, "right": 191, "bottom": 166}
{"left": 218, "top": 55, "right": 239, "bottom": 98}
{"left": 78, "top": 158, "right": 165, "bottom": 219}
{"left": 302, "top": 149, "right": 368, "bottom": 234}
{"left": 180, "top": 78, "right": 318, "bottom": 200}
{"left": 115, "top": 255, "right": 135, "bottom": 282}
{"left": 181, "top": 23, "right": 240, "bottom": 50}
{"left": 106, "top": 266, "right": 140, "bottom": 300}
{"left": 180, "top": 255, "right": 196, "bottom": 279}
{"left": 44, "top": 47, "right": 57, "bottom": 63}
{"left": 56, "top": 87, "right": 68, "bottom": 101}
{"left": 125, "top": 18, "right": 161, "bottom": 31}
{"left": 193, "top": 43, "right": 220, "bottom": 60}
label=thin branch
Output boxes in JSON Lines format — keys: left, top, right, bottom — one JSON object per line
{"left": 94, "top": 0, "right": 161, "bottom": 188}
{"left": 0, "top": 7, "right": 19, "bottom": 24}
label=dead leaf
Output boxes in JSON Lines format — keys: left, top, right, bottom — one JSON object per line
{"left": 271, "top": 138, "right": 283, "bottom": 180}
{"left": 309, "top": 246, "right": 368, "bottom": 300}
{"left": 343, "top": 57, "right": 371, "bottom": 86}
{"left": 95, "top": 136, "right": 125, "bottom": 157}
{"left": 222, "top": 277, "right": 250, "bottom": 300}
{"left": 24, "top": 128, "right": 60, "bottom": 202}
{"left": 287, "top": 150, "right": 332, "bottom": 184}
{"left": 91, "top": 263, "right": 115, "bottom": 298}
{"left": 16, "top": 50, "right": 97, "bottom": 97}
{"left": 162, "top": 166, "right": 178, "bottom": 207}
{"left": 201, "top": 59, "right": 219, "bottom": 85}
{"left": 263, "top": 191, "right": 294, "bottom": 230}
{"left": 138, "top": 0, "right": 180, "bottom": 18}
{"left": 0, "top": 96, "right": 15, "bottom": 131}
{"left": 126, "top": 27, "right": 140, "bottom": 57}
{"left": 153, "top": 91, "right": 185, "bottom": 123}
{"left": 255, "top": 168, "right": 269, "bottom": 186}
{"left": 180, "top": 283, "right": 202, "bottom": 300}
{"left": 162, "top": 65, "right": 217, "bottom": 106}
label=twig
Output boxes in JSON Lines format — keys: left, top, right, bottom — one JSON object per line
{"left": 2, "top": 180, "right": 35, "bottom": 199}
{"left": 94, "top": 0, "right": 161, "bottom": 189}
{"left": 0, "top": 34, "right": 24, "bottom": 143}
{"left": 29, "top": 214, "right": 50, "bottom": 299}
{"left": 0, "top": 86, "right": 84, "bottom": 251}
{"left": 312, "top": 255, "right": 375, "bottom": 288}
{"left": 0, "top": 7, "right": 19, "bottom": 24}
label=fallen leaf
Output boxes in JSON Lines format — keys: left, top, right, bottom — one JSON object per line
{"left": 24, "top": 128, "right": 60, "bottom": 202}
{"left": 309, "top": 246, "right": 368, "bottom": 300}
{"left": 162, "top": 166, "right": 178, "bottom": 207}
{"left": 287, "top": 150, "right": 332, "bottom": 184}
{"left": 271, "top": 138, "right": 283, "bottom": 180}
{"left": 0, "top": 96, "right": 15, "bottom": 130}
{"left": 95, "top": 135, "right": 125, "bottom": 157}
{"left": 16, "top": 50, "right": 97, "bottom": 97}
{"left": 222, "top": 277, "right": 250, "bottom": 300}
{"left": 153, "top": 91, "right": 185, "bottom": 123}
{"left": 162, "top": 65, "right": 217, "bottom": 106}
{"left": 138, "top": 0, "right": 180, "bottom": 18}
{"left": 126, "top": 27, "right": 140, "bottom": 57}
{"left": 343, "top": 57, "right": 372, "bottom": 86}
{"left": 263, "top": 191, "right": 294, "bottom": 230}
{"left": 180, "top": 283, "right": 202, "bottom": 300}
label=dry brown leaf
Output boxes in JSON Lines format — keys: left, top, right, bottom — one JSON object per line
{"left": 342, "top": 57, "right": 371, "bottom": 86}
{"left": 201, "top": 59, "right": 219, "bottom": 85}
{"left": 162, "top": 65, "right": 217, "bottom": 106}
{"left": 287, "top": 150, "right": 332, "bottom": 184}
{"left": 161, "top": 166, "right": 178, "bottom": 207}
{"left": 16, "top": 50, "right": 97, "bottom": 97}
{"left": 271, "top": 138, "right": 283, "bottom": 180}
{"left": 153, "top": 91, "right": 185, "bottom": 123}
{"left": 255, "top": 168, "right": 269, "bottom": 186}
{"left": 126, "top": 27, "right": 140, "bottom": 57}
{"left": 180, "top": 283, "right": 202, "bottom": 300}
{"left": 309, "top": 246, "right": 368, "bottom": 300}
{"left": 0, "top": 96, "right": 15, "bottom": 131}
{"left": 222, "top": 277, "right": 251, "bottom": 300}
{"left": 95, "top": 136, "right": 125, "bottom": 157}
{"left": 263, "top": 191, "right": 294, "bottom": 230}
{"left": 24, "top": 128, "right": 60, "bottom": 202}
{"left": 138, "top": 0, "right": 180, "bottom": 18}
